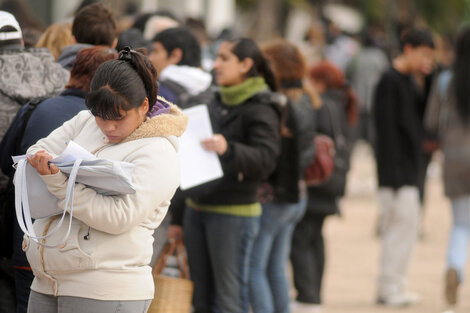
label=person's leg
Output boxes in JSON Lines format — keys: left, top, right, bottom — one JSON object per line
{"left": 445, "top": 196, "right": 470, "bottom": 305}
{"left": 184, "top": 208, "right": 215, "bottom": 313}
{"left": 206, "top": 213, "right": 260, "bottom": 313}
{"left": 249, "top": 203, "right": 277, "bottom": 313}
{"left": 0, "top": 257, "right": 16, "bottom": 313}
{"left": 13, "top": 268, "right": 34, "bottom": 313}
{"left": 447, "top": 196, "right": 470, "bottom": 280}
{"left": 27, "top": 291, "right": 56, "bottom": 313}
{"left": 58, "top": 296, "right": 151, "bottom": 313}
{"left": 267, "top": 199, "right": 307, "bottom": 313}
{"left": 290, "top": 212, "right": 320, "bottom": 304}
{"left": 378, "top": 186, "right": 420, "bottom": 304}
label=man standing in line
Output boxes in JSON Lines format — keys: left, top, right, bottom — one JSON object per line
{"left": 373, "top": 28, "right": 435, "bottom": 307}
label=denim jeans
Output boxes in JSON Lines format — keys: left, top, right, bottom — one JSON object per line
{"left": 249, "top": 198, "right": 307, "bottom": 313}
{"left": 447, "top": 196, "right": 470, "bottom": 282}
{"left": 184, "top": 208, "right": 260, "bottom": 313}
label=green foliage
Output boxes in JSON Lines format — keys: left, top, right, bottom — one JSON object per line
{"left": 416, "top": 0, "right": 465, "bottom": 34}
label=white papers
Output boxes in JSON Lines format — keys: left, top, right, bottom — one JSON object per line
{"left": 12, "top": 140, "right": 97, "bottom": 165}
{"left": 179, "top": 105, "right": 223, "bottom": 190}
{"left": 50, "top": 140, "right": 96, "bottom": 163}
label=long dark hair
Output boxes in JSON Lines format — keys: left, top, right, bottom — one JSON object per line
{"left": 86, "top": 47, "right": 158, "bottom": 120}
{"left": 452, "top": 26, "right": 470, "bottom": 125}
{"left": 228, "top": 38, "right": 278, "bottom": 92}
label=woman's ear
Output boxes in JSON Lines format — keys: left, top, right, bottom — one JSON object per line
{"left": 140, "top": 97, "right": 149, "bottom": 116}
{"left": 240, "top": 57, "right": 254, "bottom": 74}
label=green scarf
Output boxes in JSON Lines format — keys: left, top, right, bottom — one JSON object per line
{"left": 219, "top": 77, "right": 268, "bottom": 106}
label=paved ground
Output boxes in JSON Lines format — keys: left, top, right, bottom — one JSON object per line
{"left": 292, "top": 142, "right": 470, "bottom": 313}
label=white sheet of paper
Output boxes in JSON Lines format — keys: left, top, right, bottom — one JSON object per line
{"left": 12, "top": 140, "right": 97, "bottom": 165}
{"left": 179, "top": 104, "right": 223, "bottom": 190}
{"left": 51, "top": 140, "right": 97, "bottom": 163}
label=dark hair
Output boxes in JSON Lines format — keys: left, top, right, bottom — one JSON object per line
{"left": 310, "top": 61, "right": 358, "bottom": 125}
{"left": 0, "top": 25, "right": 22, "bottom": 48}
{"left": 400, "top": 28, "right": 435, "bottom": 51}
{"left": 452, "top": 26, "right": 470, "bottom": 125}
{"left": 72, "top": 3, "right": 117, "bottom": 46}
{"left": 67, "top": 46, "right": 117, "bottom": 92}
{"left": 86, "top": 47, "right": 158, "bottom": 120}
{"left": 152, "top": 27, "right": 201, "bottom": 67}
{"left": 228, "top": 38, "right": 277, "bottom": 91}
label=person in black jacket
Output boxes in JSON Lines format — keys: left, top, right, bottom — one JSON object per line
{"left": 0, "top": 46, "right": 117, "bottom": 313}
{"left": 183, "top": 38, "right": 281, "bottom": 313}
{"left": 373, "top": 28, "right": 434, "bottom": 307}
{"left": 248, "top": 39, "right": 317, "bottom": 313}
{"left": 290, "top": 61, "right": 357, "bottom": 312}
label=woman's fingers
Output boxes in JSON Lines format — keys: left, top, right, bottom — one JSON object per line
{"left": 200, "top": 135, "right": 227, "bottom": 155}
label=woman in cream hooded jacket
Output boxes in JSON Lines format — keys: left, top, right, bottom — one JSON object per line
{"left": 23, "top": 48, "right": 187, "bottom": 307}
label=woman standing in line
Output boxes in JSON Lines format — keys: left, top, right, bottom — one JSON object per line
{"left": 183, "top": 38, "right": 282, "bottom": 313}
{"left": 425, "top": 26, "right": 470, "bottom": 311}
{"left": 290, "top": 61, "right": 357, "bottom": 312}
{"left": 24, "top": 47, "right": 187, "bottom": 313}
{"left": 248, "top": 39, "right": 317, "bottom": 313}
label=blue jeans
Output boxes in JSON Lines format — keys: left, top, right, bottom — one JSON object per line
{"left": 184, "top": 208, "right": 260, "bottom": 313}
{"left": 447, "top": 196, "right": 470, "bottom": 282}
{"left": 249, "top": 198, "right": 307, "bottom": 313}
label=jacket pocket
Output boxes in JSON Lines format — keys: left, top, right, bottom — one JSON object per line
{"left": 26, "top": 219, "right": 95, "bottom": 273}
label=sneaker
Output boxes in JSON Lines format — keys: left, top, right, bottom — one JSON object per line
{"left": 290, "top": 300, "right": 322, "bottom": 313}
{"left": 377, "top": 292, "right": 421, "bottom": 307}
{"left": 445, "top": 268, "right": 459, "bottom": 306}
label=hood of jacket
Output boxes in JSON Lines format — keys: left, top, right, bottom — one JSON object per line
{"left": 122, "top": 96, "right": 188, "bottom": 146}
{"left": 160, "top": 65, "right": 212, "bottom": 95}
{"left": 57, "top": 43, "right": 94, "bottom": 70}
{"left": 0, "top": 48, "right": 70, "bottom": 103}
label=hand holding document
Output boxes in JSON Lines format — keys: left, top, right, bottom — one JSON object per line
{"left": 179, "top": 104, "right": 223, "bottom": 190}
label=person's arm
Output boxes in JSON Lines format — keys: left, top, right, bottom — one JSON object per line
{"left": 219, "top": 104, "right": 281, "bottom": 180}
{"left": 35, "top": 139, "right": 180, "bottom": 235}
{"left": 373, "top": 74, "right": 400, "bottom": 160}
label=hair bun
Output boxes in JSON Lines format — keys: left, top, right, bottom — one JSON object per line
{"left": 119, "top": 46, "right": 133, "bottom": 61}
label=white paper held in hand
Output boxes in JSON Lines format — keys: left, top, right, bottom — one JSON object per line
{"left": 179, "top": 104, "right": 223, "bottom": 190}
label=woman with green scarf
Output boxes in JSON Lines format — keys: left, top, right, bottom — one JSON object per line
{"left": 183, "top": 38, "right": 282, "bottom": 313}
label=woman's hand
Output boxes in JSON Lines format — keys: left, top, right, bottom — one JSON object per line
{"left": 201, "top": 134, "right": 228, "bottom": 155}
{"left": 27, "top": 150, "right": 59, "bottom": 175}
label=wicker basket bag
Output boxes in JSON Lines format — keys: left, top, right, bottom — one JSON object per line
{"left": 148, "top": 239, "right": 194, "bottom": 313}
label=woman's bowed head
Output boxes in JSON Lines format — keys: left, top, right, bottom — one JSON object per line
{"left": 28, "top": 47, "right": 160, "bottom": 174}
{"left": 87, "top": 47, "right": 158, "bottom": 144}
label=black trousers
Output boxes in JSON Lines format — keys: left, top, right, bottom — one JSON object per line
{"left": 290, "top": 213, "right": 326, "bottom": 304}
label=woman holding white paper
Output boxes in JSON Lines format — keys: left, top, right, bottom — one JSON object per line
{"left": 23, "top": 47, "right": 187, "bottom": 313}
{"left": 183, "top": 38, "right": 283, "bottom": 313}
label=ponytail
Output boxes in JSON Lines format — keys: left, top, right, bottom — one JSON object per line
{"left": 118, "top": 47, "right": 158, "bottom": 109}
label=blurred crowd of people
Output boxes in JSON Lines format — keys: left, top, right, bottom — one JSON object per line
{"left": 0, "top": 1, "right": 467, "bottom": 313}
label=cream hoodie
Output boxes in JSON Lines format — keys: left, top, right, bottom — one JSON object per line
{"left": 24, "top": 100, "right": 187, "bottom": 301}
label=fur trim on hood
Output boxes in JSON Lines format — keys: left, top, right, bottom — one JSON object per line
{"left": 123, "top": 96, "right": 188, "bottom": 143}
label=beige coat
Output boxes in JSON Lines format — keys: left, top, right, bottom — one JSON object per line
{"left": 24, "top": 101, "right": 187, "bottom": 300}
